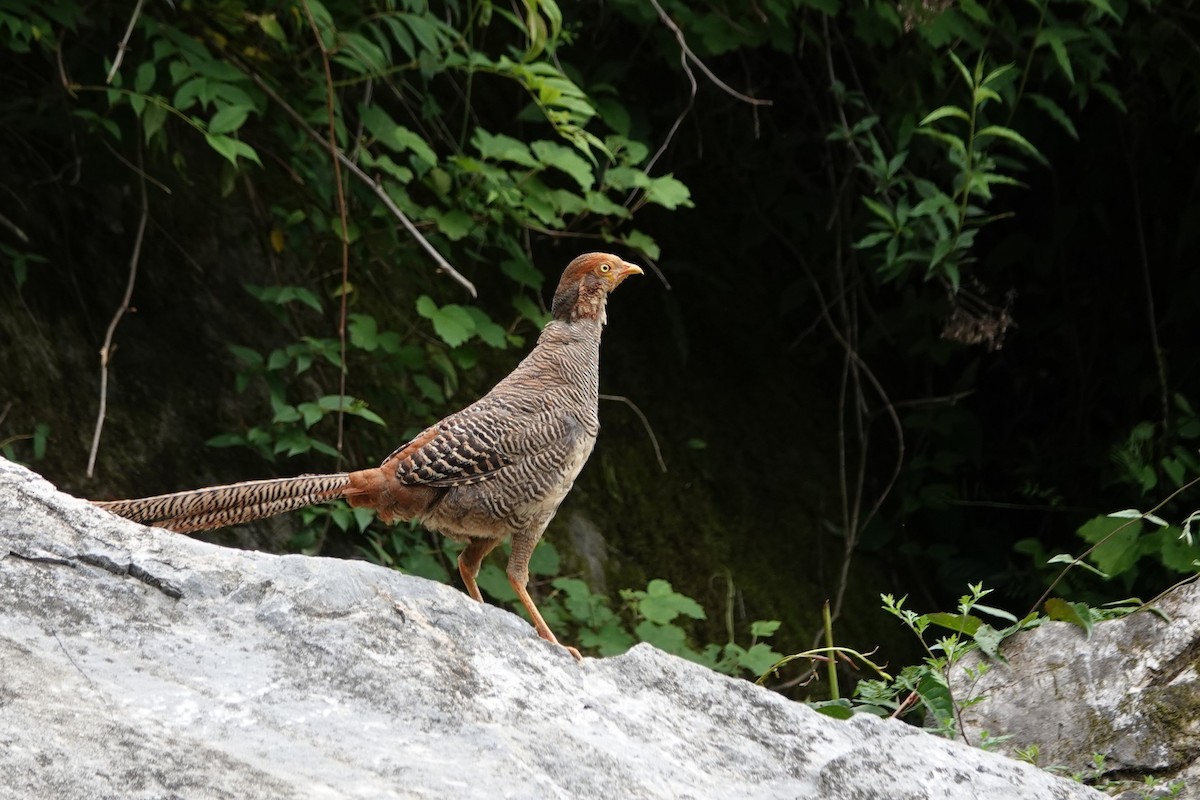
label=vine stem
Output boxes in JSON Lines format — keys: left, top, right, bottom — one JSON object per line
{"left": 221, "top": 49, "right": 477, "bottom": 298}
{"left": 87, "top": 144, "right": 148, "bottom": 477}
{"left": 301, "top": 0, "right": 352, "bottom": 459}
{"left": 105, "top": 0, "right": 146, "bottom": 84}
{"left": 642, "top": 0, "right": 770, "bottom": 181}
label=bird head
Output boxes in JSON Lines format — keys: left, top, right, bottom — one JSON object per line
{"left": 551, "top": 252, "right": 644, "bottom": 323}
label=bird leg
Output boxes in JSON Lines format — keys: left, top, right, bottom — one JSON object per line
{"left": 507, "top": 530, "right": 582, "bottom": 661}
{"left": 507, "top": 568, "right": 582, "bottom": 661}
{"left": 457, "top": 537, "right": 500, "bottom": 603}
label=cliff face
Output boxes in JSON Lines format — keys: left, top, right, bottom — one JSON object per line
{"left": 0, "top": 458, "right": 1100, "bottom": 800}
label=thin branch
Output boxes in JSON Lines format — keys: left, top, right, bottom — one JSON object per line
{"left": 0, "top": 211, "right": 29, "bottom": 243}
{"left": 87, "top": 148, "right": 149, "bottom": 478}
{"left": 1123, "top": 122, "right": 1170, "bottom": 446}
{"left": 641, "top": 0, "right": 770, "bottom": 181}
{"left": 647, "top": 0, "right": 772, "bottom": 108}
{"left": 600, "top": 394, "right": 667, "bottom": 473}
{"left": 98, "top": 137, "right": 172, "bottom": 195}
{"left": 1031, "top": 474, "right": 1200, "bottom": 615}
{"left": 643, "top": 41, "right": 697, "bottom": 181}
{"left": 301, "top": 0, "right": 353, "bottom": 459}
{"left": 106, "top": 0, "right": 147, "bottom": 85}
{"left": 231, "top": 56, "right": 477, "bottom": 297}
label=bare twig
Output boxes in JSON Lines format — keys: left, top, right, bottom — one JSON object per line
{"left": 0, "top": 211, "right": 29, "bottom": 243}
{"left": 1031, "top": 474, "right": 1200, "bottom": 615}
{"left": 301, "top": 0, "right": 353, "bottom": 458}
{"left": 231, "top": 56, "right": 477, "bottom": 297}
{"left": 1123, "top": 124, "right": 1170, "bottom": 445}
{"left": 600, "top": 393, "right": 668, "bottom": 473}
{"left": 642, "top": 0, "right": 770, "bottom": 180}
{"left": 56, "top": 29, "right": 72, "bottom": 90}
{"left": 87, "top": 148, "right": 149, "bottom": 477}
{"left": 98, "top": 137, "right": 172, "bottom": 195}
{"left": 647, "top": 0, "right": 772, "bottom": 108}
{"left": 643, "top": 39, "right": 697, "bottom": 181}
{"left": 106, "top": 0, "right": 147, "bottom": 85}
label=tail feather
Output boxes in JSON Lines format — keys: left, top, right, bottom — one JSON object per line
{"left": 94, "top": 473, "right": 352, "bottom": 531}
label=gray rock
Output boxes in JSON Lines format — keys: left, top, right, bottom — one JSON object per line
{"left": 953, "top": 584, "right": 1200, "bottom": 798}
{"left": 0, "top": 458, "right": 1102, "bottom": 800}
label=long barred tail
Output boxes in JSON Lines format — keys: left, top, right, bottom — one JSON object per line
{"left": 94, "top": 473, "right": 352, "bottom": 533}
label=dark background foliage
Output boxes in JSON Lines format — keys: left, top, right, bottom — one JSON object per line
{"left": 4, "top": 0, "right": 1200, "bottom": 689}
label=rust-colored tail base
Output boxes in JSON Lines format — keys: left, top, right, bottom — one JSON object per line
{"left": 94, "top": 473, "right": 352, "bottom": 533}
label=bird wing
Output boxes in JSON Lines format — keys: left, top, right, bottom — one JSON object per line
{"left": 382, "top": 414, "right": 513, "bottom": 488}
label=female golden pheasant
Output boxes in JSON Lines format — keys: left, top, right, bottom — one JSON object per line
{"left": 96, "top": 252, "right": 643, "bottom": 659}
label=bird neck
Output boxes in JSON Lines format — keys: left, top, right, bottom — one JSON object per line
{"left": 534, "top": 315, "right": 604, "bottom": 395}
{"left": 553, "top": 285, "right": 608, "bottom": 324}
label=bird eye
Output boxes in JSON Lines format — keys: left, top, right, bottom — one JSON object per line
{"left": 599, "top": 263, "right": 612, "bottom": 273}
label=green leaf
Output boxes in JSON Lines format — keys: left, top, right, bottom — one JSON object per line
{"left": 412, "top": 373, "right": 444, "bottom": 404}
{"left": 620, "top": 229, "right": 660, "bottom": 261}
{"left": 472, "top": 129, "right": 539, "bottom": 167}
{"left": 971, "top": 604, "right": 1019, "bottom": 624}
{"left": 394, "top": 125, "right": 438, "bottom": 167}
{"left": 531, "top": 139, "right": 593, "bottom": 190}
{"left": 644, "top": 174, "right": 693, "bottom": 210}
{"left": 947, "top": 51, "right": 973, "bottom": 88}
{"left": 603, "top": 165, "right": 651, "bottom": 191}
{"left": 141, "top": 102, "right": 168, "bottom": 144}
{"left": 916, "top": 670, "right": 955, "bottom": 726}
{"left": 749, "top": 619, "right": 782, "bottom": 638}
{"left": 861, "top": 196, "right": 896, "bottom": 227}
{"left": 972, "top": 623, "right": 1006, "bottom": 661}
{"left": 429, "top": 208, "right": 473, "bottom": 241}
{"left": 980, "top": 63, "right": 1013, "bottom": 88}
{"left": 512, "top": 295, "right": 550, "bottom": 329}
{"left": 583, "top": 190, "right": 630, "bottom": 218}
{"left": 500, "top": 256, "right": 543, "bottom": 289}
{"left": 257, "top": 14, "right": 287, "bottom": 43}
{"left": 811, "top": 700, "right": 855, "bottom": 720}
{"left": 927, "top": 612, "right": 981, "bottom": 635}
{"left": 1077, "top": 514, "right": 1143, "bottom": 577}
{"left": 634, "top": 620, "right": 688, "bottom": 654}
{"left": 31, "top": 422, "right": 49, "bottom": 460}
{"left": 1044, "top": 598, "right": 1094, "bottom": 637}
{"left": 209, "top": 104, "right": 250, "bottom": 135}
{"left": 1047, "top": 553, "right": 1110, "bottom": 578}
{"left": 1083, "top": 0, "right": 1120, "bottom": 20}
{"left": 360, "top": 105, "right": 438, "bottom": 165}
{"left": 416, "top": 295, "right": 475, "bottom": 347}
{"left": 1036, "top": 29, "right": 1075, "bottom": 85}
{"left": 919, "top": 105, "right": 970, "bottom": 126}
{"left": 172, "top": 76, "right": 207, "bottom": 111}
{"left": 737, "top": 642, "right": 784, "bottom": 677}
{"left": 637, "top": 579, "right": 706, "bottom": 624}
{"left": 348, "top": 313, "right": 379, "bottom": 351}
{"left": 206, "top": 433, "right": 247, "bottom": 448}
{"left": 528, "top": 541, "right": 560, "bottom": 576}
{"left": 226, "top": 344, "right": 263, "bottom": 366}
{"left": 913, "top": 127, "right": 967, "bottom": 156}
{"left": 463, "top": 306, "right": 507, "bottom": 349}
{"left": 134, "top": 62, "right": 156, "bottom": 94}
{"left": 204, "top": 133, "right": 261, "bottom": 167}
{"left": 853, "top": 231, "right": 893, "bottom": 250}
{"left": 975, "top": 125, "right": 1040, "bottom": 156}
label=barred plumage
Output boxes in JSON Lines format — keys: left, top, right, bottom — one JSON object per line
{"left": 93, "top": 252, "right": 643, "bottom": 659}
{"left": 94, "top": 473, "right": 351, "bottom": 525}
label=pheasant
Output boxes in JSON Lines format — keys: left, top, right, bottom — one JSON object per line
{"left": 95, "top": 252, "right": 643, "bottom": 659}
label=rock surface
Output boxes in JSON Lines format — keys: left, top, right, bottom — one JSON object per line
{"left": 953, "top": 583, "right": 1200, "bottom": 798}
{"left": 0, "top": 458, "right": 1102, "bottom": 800}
